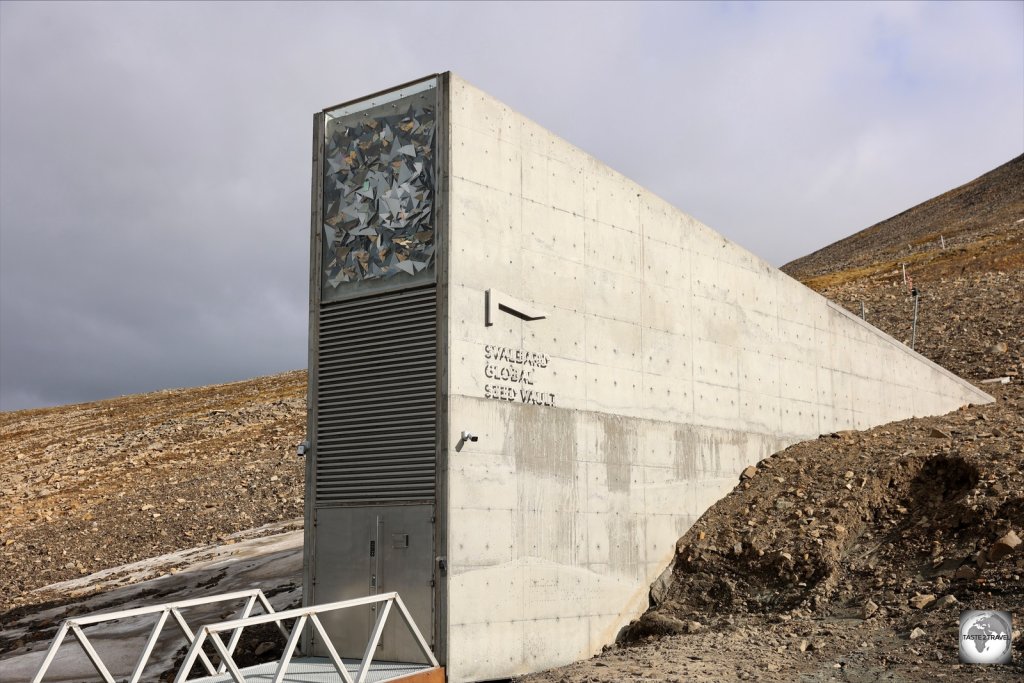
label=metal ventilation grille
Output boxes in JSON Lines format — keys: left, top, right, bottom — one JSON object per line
{"left": 315, "top": 286, "right": 437, "bottom": 505}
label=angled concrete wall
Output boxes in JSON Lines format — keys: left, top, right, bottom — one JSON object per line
{"left": 441, "top": 74, "right": 991, "bottom": 681}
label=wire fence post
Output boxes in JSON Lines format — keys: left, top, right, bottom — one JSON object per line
{"left": 911, "top": 288, "right": 920, "bottom": 351}
{"left": 860, "top": 301, "right": 866, "bottom": 320}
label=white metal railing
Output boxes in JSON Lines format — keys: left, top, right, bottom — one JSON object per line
{"left": 30, "top": 589, "right": 284, "bottom": 683}
{"left": 174, "top": 592, "right": 439, "bottom": 683}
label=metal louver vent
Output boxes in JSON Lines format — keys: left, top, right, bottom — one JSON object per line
{"left": 315, "top": 286, "right": 437, "bottom": 505}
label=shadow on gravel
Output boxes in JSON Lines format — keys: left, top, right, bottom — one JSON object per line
{"left": 906, "top": 453, "right": 979, "bottom": 506}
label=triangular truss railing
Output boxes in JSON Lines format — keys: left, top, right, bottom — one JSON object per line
{"left": 30, "top": 589, "right": 285, "bottom": 683}
{"left": 175, "top": 592, "right": 439, "bottom": 683}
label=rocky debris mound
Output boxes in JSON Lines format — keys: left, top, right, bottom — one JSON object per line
{"left": 627, "top": 384, "right": 1021, "bottom": 639}
{"left": 522, "top": 385, "right": 1023, "bottom": 683}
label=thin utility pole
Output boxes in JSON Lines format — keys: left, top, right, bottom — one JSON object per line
{"left": 911, "top": 287, "right": 920, "bottom": 350}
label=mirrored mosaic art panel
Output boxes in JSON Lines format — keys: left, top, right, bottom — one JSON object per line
{"left": 321, "top": 82, "right": 437, "bottom": 302}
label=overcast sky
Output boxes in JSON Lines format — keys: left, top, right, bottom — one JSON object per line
{"left": 1, "top": 1, "right": 1021, "bottom": 411}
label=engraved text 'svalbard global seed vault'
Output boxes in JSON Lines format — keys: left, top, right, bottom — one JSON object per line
{"left": 303, "top": 73, "right": 992, "bottom": 681}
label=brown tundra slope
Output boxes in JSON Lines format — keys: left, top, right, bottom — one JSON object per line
{"left": 784, "top": 153, "right": 1024, "bottom": 285}
{"left": 520, "top": 159, "right": 1023, "bottom": 682}
{"left": 0, "top": 371, "right": 307, "bottom": 620}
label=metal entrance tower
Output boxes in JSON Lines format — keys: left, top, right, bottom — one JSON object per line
{"left": 305, "top": 75, "right": 446, "bottom": 667}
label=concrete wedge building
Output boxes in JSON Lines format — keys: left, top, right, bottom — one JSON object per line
{"left": 303, "top": 72, "right": 992, "bottom": 682}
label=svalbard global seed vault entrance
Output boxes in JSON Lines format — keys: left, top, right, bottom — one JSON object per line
{"left": 302, "top": 72, "right": 992, "bottom": 682}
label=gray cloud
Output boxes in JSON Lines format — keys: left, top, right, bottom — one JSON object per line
{"left": 1, "top": 1, "right": 1021, "bottom": 410}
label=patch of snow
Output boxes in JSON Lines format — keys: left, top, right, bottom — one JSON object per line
{"left": 1, "top": 524, "right": 304, "bottom": 683}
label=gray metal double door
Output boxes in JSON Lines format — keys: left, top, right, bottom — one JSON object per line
{"left": 313, "top": 504, "right": 434, "bottom": 663}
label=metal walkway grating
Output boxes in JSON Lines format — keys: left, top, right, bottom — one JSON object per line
{"left": 187, "top": 656, "right": 435, "bottom": 683}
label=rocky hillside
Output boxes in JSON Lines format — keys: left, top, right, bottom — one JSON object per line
{"left": 0, "top": 372, "right": 307, "bottom": 617}
{"left": 782, "top": 153, "right": 1024, "bottom": 286}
